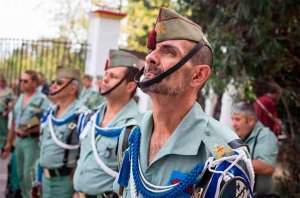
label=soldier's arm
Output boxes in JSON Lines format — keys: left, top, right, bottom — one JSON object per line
{"left": 6, "top": 118, "right": 15, "bottom": 147}
{"left": 252, "top": 159, "right": 274, "bottom": 175}
{"left": 2, "top": 118, "right": 15, "bottom": 159}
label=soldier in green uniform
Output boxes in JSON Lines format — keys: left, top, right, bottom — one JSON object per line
{"left": 79, "top": 74, "right": 104, "bottom": 110}
{"left": 117, "top": 7, "right": 254, "bottom": 198}
{"left": 231, "top": 101, "right": 279, "bottom": 197}
{"left": 37, "top": 67, "right": 89, "bottom": 198}
{"left": 2, "top": 70, "right": 50, "bottom": 198}
{"left": 73, "top": 49, "right": 140, "bottom": 198}
{"left": 0, "top": 75, "right": 14, "bottom": 149}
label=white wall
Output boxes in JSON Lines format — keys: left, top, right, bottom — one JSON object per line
{"left": 85, "top": 10, "right": 125, "bottom": 77}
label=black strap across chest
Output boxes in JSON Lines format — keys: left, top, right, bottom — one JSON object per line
{"left": 62, "top": 114, "right": 80, "bottom": 168}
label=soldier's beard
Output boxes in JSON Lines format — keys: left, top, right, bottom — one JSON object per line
{"left": 141, "top": 66, "right": 190, "bottom": 96}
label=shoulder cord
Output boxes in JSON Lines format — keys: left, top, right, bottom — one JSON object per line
{"left": 118, "top": 125, "right": 134, "bottom": 167}
{"left": 128, "top": 129, "right": 253, "bottom": 198}
{"left": 90, "top": 114, "right": 118, "bottom": 177}
{"left": 129, "top": 129, "right": 205, "bottom": 198}
{"left": 48, "top": 110, "right": 80, "bottom": 150}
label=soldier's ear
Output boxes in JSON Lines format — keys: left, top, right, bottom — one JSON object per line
{"left": 190, "top": 64, "right": 211, "bottom": 88}
{"left": 126, "top": 81, "right": 137, "bottom": 94}
{"left": 248, "top": 115, "right": 256, "bottom": 126}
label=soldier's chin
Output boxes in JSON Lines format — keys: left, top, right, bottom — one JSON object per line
{"left": 49, "top": 90, "right": 58, "bottom": 96}
{"left": 142, "top": 75, "right": 155, "bottom": 81}
{"left": 100, "top": 88, "right": 109, "bottom": 95}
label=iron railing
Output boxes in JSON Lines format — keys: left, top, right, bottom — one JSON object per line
{"left": 0, "top": 38, "right": 89, "bottom": 86}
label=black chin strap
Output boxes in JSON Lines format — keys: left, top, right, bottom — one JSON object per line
{"left": 49, "top": 79, "right": 74, "bottom": 96}
{"left": 134, "top": 42, "right": 205, "bottom": 88}
{"left": 100, "top": 76, "right": 126, "bottom": 96}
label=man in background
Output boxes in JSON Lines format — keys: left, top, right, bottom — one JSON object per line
{"left": 231, "top": 101, "right": 279, "bottom": 197}
{"left": 79, "top": 74, "right": 104, "bottom": 110}
{"left": 2, "top": 70, "right": 50, "bottom": 198}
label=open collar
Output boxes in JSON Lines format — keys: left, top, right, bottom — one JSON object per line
{"left": 98, "top": 99, "right": 139, "bottom": 127}
{"left": 139, "top": 103, "right": 208, "bottom": 169}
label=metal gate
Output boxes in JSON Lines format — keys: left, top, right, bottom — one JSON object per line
{"left": 0, "top": 38, "right": 89, "bottom": 85}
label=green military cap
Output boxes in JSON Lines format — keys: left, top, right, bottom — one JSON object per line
{"left": 105, "top": 49, "right": 140, "bottom": 70}
{"left": 56, "top": 67, "right": 80, "bottom": 80}
{"left": 147, "top": 7, "right": 211, "bottom": 50}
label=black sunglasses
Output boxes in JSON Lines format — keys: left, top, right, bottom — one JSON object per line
{"left": 19, "top": 79, "right": 29, "bottom": 84}
{"left": 51, "top": 79, "right": 65, "bottom": 86}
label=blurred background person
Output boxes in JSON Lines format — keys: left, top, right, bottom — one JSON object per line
{"left": 0, "top": 75, "right": 14, "bottom": 149}
{"left": 96, "top": 75, "right": 103, "bottom": 92}
{"left": 79, "top": 74, "right": 104, "bottom": 110}
{"left": 37, "top": 72, "right": 50, "bottom": 96}
{"left": 253, "top": 83, "right": 282, "bottom": 136}
{"left": 231, "top": 101, "right": 279, "bottom": 197}
{"left": 2, "top": 70, "right": 50, "bottom": 198}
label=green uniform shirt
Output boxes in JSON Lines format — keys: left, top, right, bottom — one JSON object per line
{"left": 121, "top": 102, "right": 240, "bottom": 198}
{"left": 74, "top": 99, "right": 139, "bottom": 195}
{"left": 13, "top": 91, "right": 50, "bottom": 130}
{"left": 40, "top": 100, "right": 88, "bottom": 168}
{"left": 0, "top": 87, "right": 14, "bottom": 113}
{"left": 79, "top": 87, "right": 104, "bottom": 110}
{"left": 244, "top": 121, "right": 278, "bottom": 196}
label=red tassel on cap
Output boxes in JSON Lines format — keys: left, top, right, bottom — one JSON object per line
{"left": 147, "top": 29, "right": 156, "bottom": 50}
{"left": 104, "top": 59, "right": 109, "bottom": 70}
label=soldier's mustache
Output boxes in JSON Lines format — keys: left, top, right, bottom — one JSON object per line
{"left": 144, "top": 65, "right": 164, "bottom": 76}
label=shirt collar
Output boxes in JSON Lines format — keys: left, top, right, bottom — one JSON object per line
{"left": 139, "top": 102, "right": 208, "bottom": 166}
{"left": 98, "top": 99, "right": 139, "bottom": 127}
{"left": 244, "top": 121, "right": 264, "bottom": 143}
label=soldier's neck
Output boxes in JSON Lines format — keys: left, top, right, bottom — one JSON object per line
{"left": 24, "top": 89, "right": 36, "bottom": 97}
{"left": 100, "top": 97, "right": 130, "bottom": 127}
{"left": 56, "top": 97, "right": 76, "bottom": 118}
{"left": 148, "top": 94, "right": 195, "bottom": 163}
{"left": 151, "top": 94, "right": 195, "bottom": 135}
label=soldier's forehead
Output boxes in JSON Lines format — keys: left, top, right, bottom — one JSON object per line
{"left": 21, "top": 73, "right": 31, "bottom": 78}
{"left": 106, "top": 66, "right": 127, "bottom": 73}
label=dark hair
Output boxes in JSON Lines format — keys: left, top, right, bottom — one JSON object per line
{"left": 124, "top": 67, "right": 139, "bottom": 82}
{"left": 125, "top": 67, "right": 140, "bottom": 97}
{"left": 268, "top": 83, "right": 281, "bottom": 94}
{"left": 190, "top": 41, "right": 213, "bottom": 68}
{"left": 24, "top": 70, "right": 39, "bottom": 84}
{"left": 83, "top": 74, "right": 93, "bottom": 81}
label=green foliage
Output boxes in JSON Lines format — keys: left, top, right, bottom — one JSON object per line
{"left": 125, "top": 0, "right": 184, "bottom": 52}
{"left": 179, "top": 0, "right": 299, "bottom": 91}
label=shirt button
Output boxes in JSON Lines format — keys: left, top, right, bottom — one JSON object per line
{"left": 205, "top": 132, "right": 211, "bottom": 136}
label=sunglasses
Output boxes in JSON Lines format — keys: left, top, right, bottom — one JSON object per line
{"left": 51, "top": 79, "right": 65, "bottom": 86}
{"left": 19, "top": 79, "right": 29, "bottom": 84}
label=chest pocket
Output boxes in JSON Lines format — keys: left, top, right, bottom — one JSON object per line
{"left": 29, "top": 98, "right": 44, "bottom": 118}
{"left": 96, "top": 136, "right": 117, "bottom": 160}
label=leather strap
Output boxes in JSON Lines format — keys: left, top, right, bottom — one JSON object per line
{"left": 227, "top": 139, "right": 249, "bottom": 152}
{"left": 134, "top": 42, "right": 205, "bottom": 88}
{"left": 62, "top": 114, "right": 80, "bottom": 168}
{"left": 43, "top": 167, "right": 73, "bottom": 178}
